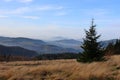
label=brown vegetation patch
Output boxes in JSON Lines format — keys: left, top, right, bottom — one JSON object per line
{"left": 0, "top": 56, "right": 120, "bottom": 80}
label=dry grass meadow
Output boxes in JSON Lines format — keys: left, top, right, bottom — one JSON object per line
{"left": 0, "top": 55, "right": 120, "bottom": 80}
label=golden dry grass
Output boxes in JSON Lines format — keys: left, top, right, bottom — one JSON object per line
{"left": 0, "top": 55, "right": 120, "bottom": 80}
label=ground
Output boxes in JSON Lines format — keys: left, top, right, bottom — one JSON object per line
{"left": 0, "top": 55, "right": 120, "bottom": 80}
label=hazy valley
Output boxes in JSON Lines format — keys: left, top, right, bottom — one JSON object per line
{"left": 0, "top": 36, "right": 117, "bottom": 57}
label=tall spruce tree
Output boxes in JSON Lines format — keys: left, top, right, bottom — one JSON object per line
{"left": 77, "top": 19, "right": 104, "bottom": 63}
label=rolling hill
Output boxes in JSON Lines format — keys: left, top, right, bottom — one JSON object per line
{"left": 0, "top": 36, "right": 117, "bottom": 54}
{"left": 0, "top": 37, "right": 79, "bottom": 54}
{"left": 0, "top": 45, "right": 38, "bottom": 57}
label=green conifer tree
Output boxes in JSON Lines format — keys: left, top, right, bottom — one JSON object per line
{"left": 105, "top": 39, "right": 120, "bottom": 55}
{"left": 77, "top": 19, "right": 104, "bottom": 63}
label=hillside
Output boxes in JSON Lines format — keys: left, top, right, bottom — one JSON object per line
{"left": 0, "top": 37, "right": 79, "bottom": 54}
{"left": 0, "top": 36, "right": 118, "bottom": 54}
{"left": 0, "top": 45, "right": 38, "bottom": 57}
{"left": 0, "top": 55, "right": 120, "bottom": 80}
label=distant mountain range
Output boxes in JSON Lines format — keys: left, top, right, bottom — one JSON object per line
{"left": 48, "top": 39, "right": 82, "bottom": 52}
{"left": 0, "top": 37, "right": 80, "bottom": 54}
{"left": 100, "top": 39, "right": 117, "bottom": 47}
{"left": 0, "top": 44, "right": 38, "bottom": 57}
{"left": 0, "top": 36, "right": 117, "bottom": 55}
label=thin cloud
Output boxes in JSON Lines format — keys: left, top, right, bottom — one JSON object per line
{"left": 0, "top": 15, "right": 8, "bottom": 18}
{"left": 81, "top": 9, "right": 109, "bottom": 18}
{"left": 36, "top": 5, "right": 63, "bottom": 11}
{"left": 3, "top": 0, "right": 33, "bottom": 3}
{"left": 0, "top": 7, "right": 30, "bottom": 14}
{"left": 21, "top": 16, "right": 40, "bottom": 19}
{"left": 19, "top": 0, "right": 33, "bottom": 3}
{"left": 11, "top": 7, "right": 30, "bottom": 14}
{"left": 3, "top": 0, "right": 12, "bottom": 2}
{"left": 0, "top": 5, "right": 64, "bottom": 15}
{"left": 55, "top": 12, "right": 67, "bottom": 16}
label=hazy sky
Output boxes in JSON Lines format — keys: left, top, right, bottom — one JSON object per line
{"left": 0, "top": 0, "right": 120, "bottom": 40}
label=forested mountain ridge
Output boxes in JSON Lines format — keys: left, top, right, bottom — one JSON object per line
{"left": 0, "top": 44, "right": 38, "bottom": 57}
{"left": 0, "top": 36, "right": 117, "bottom": 54}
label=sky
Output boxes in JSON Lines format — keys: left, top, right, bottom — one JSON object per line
{"left": 0, "top": 0, "right": 120, "bottom": 40}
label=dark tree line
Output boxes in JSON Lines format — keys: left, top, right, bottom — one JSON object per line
{"left": 105, "top": 39, "right": 120, "bottom": 55}
{"left": 35, "top": 53, "right": 78, "bottom": 60}
{"left": 0, "top": 54, "right": 11, "bottom": 62}
{"left": 0, "top": 54, "right": 32, "bottom": 62}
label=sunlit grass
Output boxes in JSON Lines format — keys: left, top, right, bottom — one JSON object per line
{"left": 0, "top": 55, "right": 120, "bottom": 80}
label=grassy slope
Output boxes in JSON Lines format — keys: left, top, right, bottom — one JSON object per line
{"left": 0, "top": 55, "right": 120, "bottom": 80}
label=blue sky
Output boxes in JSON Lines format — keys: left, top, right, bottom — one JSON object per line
{"left": 0, "top": 0, "right": 120, "bottom": 40}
